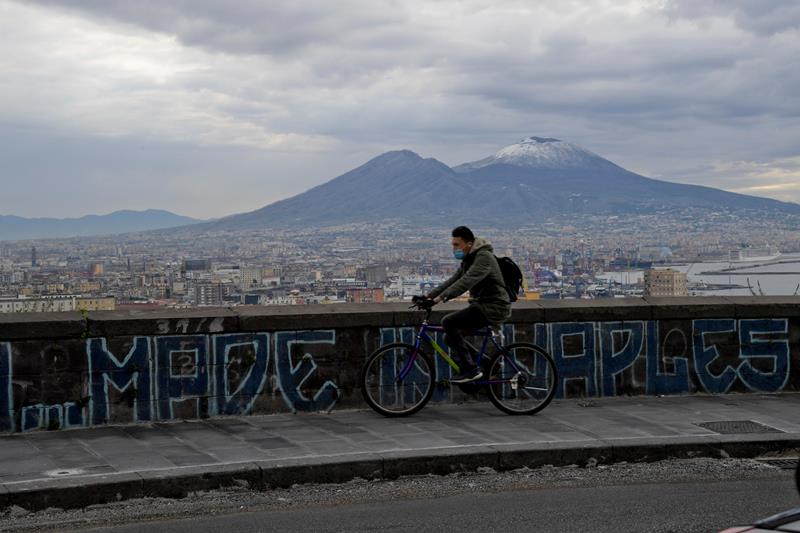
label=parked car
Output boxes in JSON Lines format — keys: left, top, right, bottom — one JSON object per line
{"left": 718, "top": 463, "right": 800, "bottom": 532}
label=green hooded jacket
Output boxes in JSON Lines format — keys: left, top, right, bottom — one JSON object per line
{"left": 428, "top": 237, "right": 512, "bottom": 327}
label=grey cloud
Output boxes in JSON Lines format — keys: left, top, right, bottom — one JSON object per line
{"left": 25, "top": 0, "right": 415, "bottom": 57}
{"left": 25, "top": 0, "right": 798, "bottom": 127}
{"left": 664, "top": 0, "right": 800, "bottom": 36}
{"left": 4, "top": 0, "right": 800, "bottom": 214}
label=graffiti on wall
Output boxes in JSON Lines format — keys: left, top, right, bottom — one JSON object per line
{"left": 379, "top": 318, "right": 796, "bottom": 400}
{"left": 0, "top": 330, "right": 339, "bottom": 433}
{"left": 0, "top": 317, "right": 797, "bottom": 433}
{"left": 538, "top": 318, "right": 792, "bottom": 397}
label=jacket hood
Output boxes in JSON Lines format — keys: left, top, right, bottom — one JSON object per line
{"left": 468, "top": 237, "right": 493, "bottom": 255}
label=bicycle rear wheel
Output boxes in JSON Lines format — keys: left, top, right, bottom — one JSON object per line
{"left": 487, "top": 342, "right": 557, "bottom": 415}
{"left": 360, "top": 342, "right": 435, "bottom": 417}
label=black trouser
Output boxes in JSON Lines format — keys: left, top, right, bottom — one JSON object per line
{"left": 441, "top": 304, "right": 489, "bottom": 370}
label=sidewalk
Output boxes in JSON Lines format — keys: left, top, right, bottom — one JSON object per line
{"left": 2, "top": 394, "right": 799, "bottom": 511}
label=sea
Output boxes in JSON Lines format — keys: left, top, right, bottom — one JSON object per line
{"left": 596, "top": 253, "right": 800, "bottom": 296}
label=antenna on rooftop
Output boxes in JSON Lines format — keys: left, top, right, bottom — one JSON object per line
{"left": 746, "top": 277, "right": 757, "bottom": 296}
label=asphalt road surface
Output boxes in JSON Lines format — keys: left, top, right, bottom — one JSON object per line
{"left": 74, "top": 478, "right": 797, "bottom": 533}
{"left": 3, "top": 458, "right": 796, "bottom": 533}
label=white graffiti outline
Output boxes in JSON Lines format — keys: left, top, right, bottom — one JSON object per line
{"left": 20, "top": 403, "right": 47, "bottom": 431}
{"left": 693, "top": 319, "right": 739, "bottom": 394}
{"left": 738, "top": 318, "right": 790, "bottom": 392}
{"left": 275, "top": 331, "right": 338, "bottom": 413}
{"left": 88, "top": 337, "right": 152, "bottom": 425}
{"left": 549, "top": 322, "right": 598, "bottom": 397}
{"left": 169, "top": 349, "right": 200, "bottom": 379}
{"left": 599, "top": 321, "right": 645, "bottom": 396}
{"left": 155, "top": 335, "right": 209, "bottom": 421}
{"left": 212, "top": 333, "right": 270, "bottom": 417}
{"left": 661, "top": 327, "right": 689, "bottom": 370}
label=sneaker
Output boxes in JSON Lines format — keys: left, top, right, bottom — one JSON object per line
{"left": 451, "top": 367, "right": 483, "bottom": 384}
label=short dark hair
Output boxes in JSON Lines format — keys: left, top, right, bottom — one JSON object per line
{"left": 451, "top": 225, "right": 475, "bottom": 242}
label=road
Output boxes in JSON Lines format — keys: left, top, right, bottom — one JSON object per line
{"left": 74, "top": 478, "right": 796, "bottom": 533}
{"left": 3, "top": 458, "right": 796, "bottom": 533}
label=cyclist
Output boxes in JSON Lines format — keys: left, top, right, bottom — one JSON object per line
{"left": 423, "top": 225, "right": 511, "bottom": 384}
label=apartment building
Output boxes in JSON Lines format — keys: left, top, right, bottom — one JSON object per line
{"left": 643, "top": 268, "right": 688, "bottom": 296}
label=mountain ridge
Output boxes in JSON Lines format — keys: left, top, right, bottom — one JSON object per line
{"left": 0, "top": 209, "right": 201, "bottom": 242}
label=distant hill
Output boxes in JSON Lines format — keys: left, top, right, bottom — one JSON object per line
{"left": 203, "top": 136, "right": 800, "bottom": 230}
{"left": 0, "top": 209, "right": 201, "bottom": 241}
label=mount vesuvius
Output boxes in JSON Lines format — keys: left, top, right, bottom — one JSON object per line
{"left": 205, "top": 137, "right": 800, "bottom": 230}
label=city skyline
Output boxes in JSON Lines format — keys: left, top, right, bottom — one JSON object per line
{"left": 1, "top": 0, "right": 799, "bottom": 219}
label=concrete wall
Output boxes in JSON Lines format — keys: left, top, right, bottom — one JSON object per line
{"left": 1, "top": 297, "right": 799, "bottom": 433}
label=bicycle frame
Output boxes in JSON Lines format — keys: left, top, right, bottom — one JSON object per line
{"left": 397, "top": 310, "right": 525, "bottom": 386}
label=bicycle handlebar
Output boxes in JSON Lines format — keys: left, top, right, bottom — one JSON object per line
{"left": 409, "top": 299, "right": 435, "bottom": 319}
{"left": 410, "top": 295, "right": 435, "bottom": 309}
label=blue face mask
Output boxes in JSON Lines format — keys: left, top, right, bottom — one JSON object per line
{"left": 453, "top": 249, "right": 465, "bottom": 260}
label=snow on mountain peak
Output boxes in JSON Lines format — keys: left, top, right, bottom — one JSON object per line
{"left": 456, "top": 136, "right": 608, "bottom": 171}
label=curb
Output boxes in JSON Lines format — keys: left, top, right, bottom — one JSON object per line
{"left": 3, "top": 435, "right": 799, "bottom": 512}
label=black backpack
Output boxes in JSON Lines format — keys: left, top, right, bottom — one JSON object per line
{"left": 495, "top": 255, "right": 523, "bottom": 302}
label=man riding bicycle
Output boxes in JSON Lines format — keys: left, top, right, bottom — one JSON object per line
{"left": 421, "top": 225, "right": 511, "bottom": 384}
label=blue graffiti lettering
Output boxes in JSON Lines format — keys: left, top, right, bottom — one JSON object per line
{"left": 0, "top": 342, "right": 11, "bottom": 432}
{"left": 738, "top": 319, "right": 790, "bottom": 392}
{"left": 693, "top": 319, "right": 739, "bottom": 393}
{"left": 645, "top": 321, "right": 690, "bottom": 395}
{"left": 429, "top": 329, "right": 453, "bottom": 402}
{"left": 600, "top": 322, "right": 644, "bottom": 396}
{"left": 211, "top": 333, "right": 269, "bottom": 416}
{"left": 380, "top": 328, "right": 410, "bottom": 404}
{"left": 550, "top": 322, "right": 597, "bottom": 398}
{"left": 88, "top": 337, "right": 152, "bottom": 424}
{"left": 274, "top": 330, "right": 338, "bottom": 412}
{"left": 155, "top": 336, "right": 210, "bottom": 420}
{"left": 21, "top": 404, "right": 45, "bottom": 431}
{"left": 378, "top": 327, "right": 436, "bottom": 403}
{"left": 20, "top": 402, "right": 84, "bottom": 432}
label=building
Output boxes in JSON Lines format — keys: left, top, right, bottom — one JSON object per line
{"left": 76, "top": 281, "right": 102, "bottom": 293}
{"left": 75, "top": 297, "right": 115, "bottom": 311}
{"left": 0, "top": 295, "right": 115, "bottom": 313}
{"left": 357, "top": 264, "right": 388, "bottom": 285}
{"left": 184, "top": 259, "right": 212, "bottom": 271}
{"left": 643, "top": 268, "right": 688, "bottom": 296}
{"left": 195, "top": 283, "right": 224, "bottom": 306}
{"left": 345, "top": 288, "right": 385, "bottom": 303}
{"left": 240, "top": 267, "right": 263, "bottom": 290}
{"left": 88, "top": 261, "right": 105, "bottom": 276}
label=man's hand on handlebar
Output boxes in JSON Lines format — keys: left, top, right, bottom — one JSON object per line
{"left": 411, "top": 295, "right": 437, "bottom": 309}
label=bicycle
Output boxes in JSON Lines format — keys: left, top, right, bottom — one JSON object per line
{"left": 360, "top": 299, "right": 558, "bottom": 417}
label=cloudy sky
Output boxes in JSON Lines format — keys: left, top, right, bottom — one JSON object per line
{"left": 1, "top": 0, "right": 799, "bottom": 219}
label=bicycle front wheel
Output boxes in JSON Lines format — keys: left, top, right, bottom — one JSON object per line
{"left": 487, "top": 342, "right": 557, "bottom": 415}
{"left": 360, "top": 343, "right": 435, "bottom": 417}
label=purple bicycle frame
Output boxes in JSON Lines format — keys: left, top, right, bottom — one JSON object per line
{"left": 396, "top": 322, "right": 522, "bottom": 385}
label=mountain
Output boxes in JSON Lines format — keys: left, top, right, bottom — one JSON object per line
{"left": 208, "top": 150, "right": 468, "bottom": 229}
{"left": 454, "top": 136, "right": 618, "bottom": 172}
{"left": 205, "top": 137, "right": 800, "bottom": 229}
{"left": 452, "top": 136, "right": 800, "bottom": 218}
{"left": 0, "top": 209, "right": 201, "bottom": 241}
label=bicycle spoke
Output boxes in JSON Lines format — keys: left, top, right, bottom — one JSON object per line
{"left": 487, "top": 343, "right": 557, "bottom": 415}
{"left": 362, "top": 344, "right": 434, "bottom": 416}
